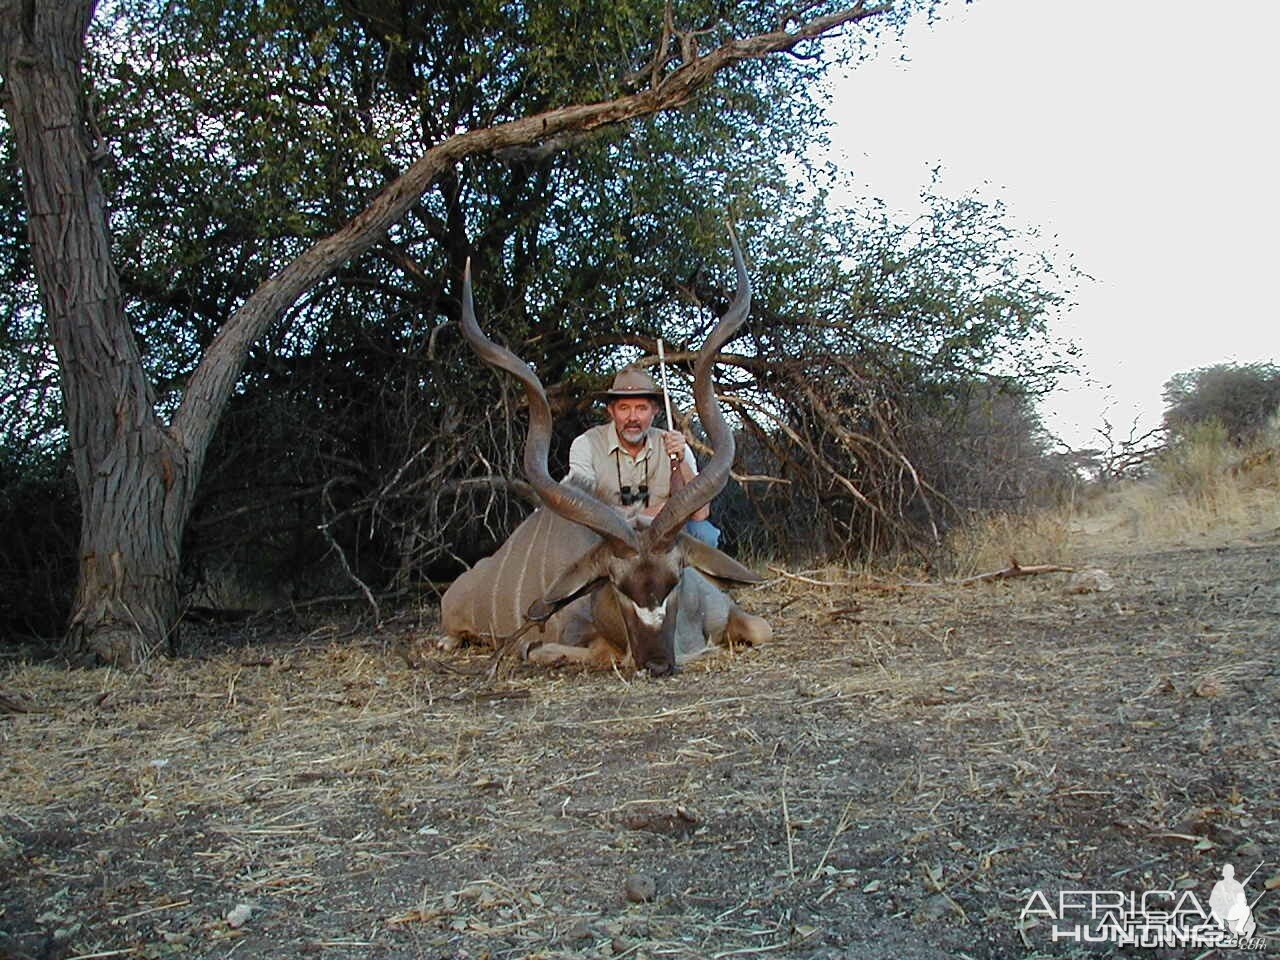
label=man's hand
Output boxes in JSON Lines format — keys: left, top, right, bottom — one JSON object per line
{"left": 662, "top": 430, "right": 686, "bottom": 461}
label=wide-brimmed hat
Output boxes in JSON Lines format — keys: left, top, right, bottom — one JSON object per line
{"left": 598, "top": 365, "right": 662, "bottom": 402}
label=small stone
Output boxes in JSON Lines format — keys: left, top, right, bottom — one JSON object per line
{"left": 225, "top": 903, "right": 254, "bottom": 928}
{"left": 1064, "top": 569, "right": 1114, "bottom": 595}
{"left": 912, "top": 894, "right": 951, "bottom": 925}
{"left": 619, "top": 804, "right": 699, "bottom": 836}
{"left": 564, "top": 919, "right": 594, "bottom": 942}
{"left": 624, "top": 873, "right": 656, "bottom": 903}
{"left": 1194, "top": 677, "right": 1227, "bottom": 698}
{"left": 1214, "top": 827, "right": 1244, "bottom": 847}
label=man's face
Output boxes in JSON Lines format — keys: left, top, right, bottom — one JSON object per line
{"left": 608, "top": 397, "right": 658, "bottom": 447}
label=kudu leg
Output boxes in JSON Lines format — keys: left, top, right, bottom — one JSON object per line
{"left": 527, "top": 637, "right": 622, "bottom": 669}
{"left": 724, "top": 605, "right": 772, "bottom": 647}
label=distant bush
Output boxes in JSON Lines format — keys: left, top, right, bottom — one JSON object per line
{"left": 899, "top": 382, "right": 1078, "bottom": 514}
{"left": 1156, "top": 420, "right": 1237, "bottom": 500}
{"left": 1163, "top": 362, "right": 1280, "bottom": 445}
{"left": 1256, "top": 409, "right": 1280, "bottom": 450}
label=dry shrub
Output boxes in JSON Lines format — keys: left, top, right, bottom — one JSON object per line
{"left": 1105, "top": 482, "right": 1249, "bottom": 542}
{"left": 942, "top": 505, "right": 1076, "bottom": 578}
{"left": 940, "top": 416, "right": 1280, "bottom": 572}
{"left": 1156, "top": 421, "right": 1239, "bottom": 501}
{"left": 1232, "top": 410, "right": 1280, "bottom": 491}
{"left": 1149, "top": 418, "right": 1279, "bottom": 530}
{"left": 1077, "top": 418, "right": 1280, "bottom": 548}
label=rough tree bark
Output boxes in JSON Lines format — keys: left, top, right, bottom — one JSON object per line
{"left": 0, "top": 0, "right": 192, "bottom": 664}
{"left": 0, "top": 0, "right": 888, "bottom": 665}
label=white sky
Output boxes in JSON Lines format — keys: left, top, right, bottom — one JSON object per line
{"left": 818, "top": 0, "right": 1280, "bottom": 449}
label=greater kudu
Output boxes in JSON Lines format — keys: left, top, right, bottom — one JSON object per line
{"left": 441, "top": 231, "right": 771, "bottom": 676}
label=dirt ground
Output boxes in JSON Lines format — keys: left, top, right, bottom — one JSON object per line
{"left": 2, "top": 528, "right": 1278, "bottom": 959}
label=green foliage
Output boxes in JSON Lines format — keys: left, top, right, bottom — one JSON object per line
{"left": 0, "top": 136, "right": 74, "bottom": 637}
{"left": 744, "top": 185, "right": 1077, "bottom": 389}
{"left": 2, "top": 0, "right": 1078, "bottom": 597}
{"left": 1162, "top": 361, "right": 1280, "bottom": 445}
{"left": 74, "top": 0, "right": 863, "bottom": 397}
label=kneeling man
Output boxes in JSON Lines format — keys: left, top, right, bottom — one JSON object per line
{"left": 566, "top": 365, "right": 722, "bottom": 547}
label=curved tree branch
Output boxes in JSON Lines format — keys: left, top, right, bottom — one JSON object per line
{"left": 171, "top": 2, "right": 890, "bottom": 477}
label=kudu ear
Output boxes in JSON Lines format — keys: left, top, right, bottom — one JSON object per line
{"left": 677, "top": 533, "right": 765, "bottom": 585}
{"left": 527, "top": 542, "right": 612, "bottom": 622}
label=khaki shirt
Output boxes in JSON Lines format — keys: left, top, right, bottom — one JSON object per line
{"left": 565, "top": 423, "right": 698, "bottom": 509}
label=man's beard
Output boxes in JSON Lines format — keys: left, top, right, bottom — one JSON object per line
{"left": 621, "top": 423, "right": 646, "bottom": 444}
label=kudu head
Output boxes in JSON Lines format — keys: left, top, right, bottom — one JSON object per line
{"left": 459, "top": 228, "right": 763, "bottom": 676}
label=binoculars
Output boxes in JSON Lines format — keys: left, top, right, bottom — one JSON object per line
{"left": 618, "top": 484, "right": 649, "bottom": 507}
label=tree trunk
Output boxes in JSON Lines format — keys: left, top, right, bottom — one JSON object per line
{"left": 1, "top": 0, "right": 192, "bottom": 665}
{"left": 65, "top": 428, "right": 193, "bottom": 664}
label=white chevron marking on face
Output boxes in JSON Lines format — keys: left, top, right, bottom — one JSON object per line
{"left": 634, "top": 604, "right": 666, "bottom": 628}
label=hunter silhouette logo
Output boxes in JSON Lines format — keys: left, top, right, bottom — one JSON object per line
{"left": 1019, "top": 861, "right": 1269, "bottom": 950}
{"left": 1209, "top": 863, "right": 1260, "bottom": 939}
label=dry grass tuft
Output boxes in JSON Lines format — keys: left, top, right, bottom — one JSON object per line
{"left": 1088, "top": 428, "right": 1280, "bottom": 550}
{"left": 942, "top": 507, "right": 1077, "bottom": 578}
{"left": 943, "top": 425, "right": 1280, "bottom": 572}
